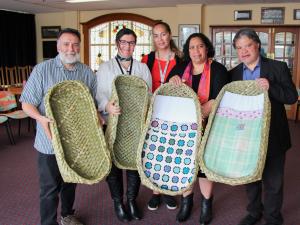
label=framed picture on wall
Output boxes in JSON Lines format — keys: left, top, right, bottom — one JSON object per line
{"left": 41, "top": 26, "right": 61, "bottom": 39}
{"left": 172, "top": 36, "right": 179, "bottom": 47}
{"left": 178, "top": 24, "right": 200, "bottom": 50}
{"left": 261, "top": 7, "right": 285, "bottom": 24}
{"left": 294, "top": 9, "right": 300, "bottom": 20}
{"left": 234, "top": 10, "right": 252, "bottom": 20}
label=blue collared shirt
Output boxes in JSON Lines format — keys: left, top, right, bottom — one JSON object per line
{"left": 20, "top": 55, "right": 97, "bottom": 154}
{"left": 243, "top": 58, "right": 261, "bottom": 81}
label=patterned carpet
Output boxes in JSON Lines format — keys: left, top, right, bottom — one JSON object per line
{"left": 0, "top": 120, "right": 299, "bottom": 225}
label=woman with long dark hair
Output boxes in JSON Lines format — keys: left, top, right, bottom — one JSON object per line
{"left": 142, "top": 21, "right": 182, "bottom": 211}
{"left": 168, "top": 33, "right": 229, "bottom": 224}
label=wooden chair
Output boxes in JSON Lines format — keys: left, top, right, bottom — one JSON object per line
{"left": 0, "top": 67, "right": 4, "bottom": 89}
{"left": 0, "top": 66, "right": 10, "bottom": 90}
{"left": 5, "top": 66, "right": 18, "bottom": 86}
{"left": 0, "top": 91, "right": 30, "bottom": 136}
{"left": 17, "top": 66, "right": 30, "bottom": 82}
{"left": 28, "top": 65, "right": 34, "bottom": 74}
{"left": 0, "top": 115, "right": 15, "bottom": 144}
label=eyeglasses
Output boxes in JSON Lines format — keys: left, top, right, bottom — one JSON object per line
{"left": 119, "top": 40, "right": 136, "bottom": 47}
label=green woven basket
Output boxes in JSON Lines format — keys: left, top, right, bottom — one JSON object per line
{"left": 45, "top": 80, "right": 111, "bottom": 184}
{"left": 105, "top": 75, "right": 149, "bottom": 170}
{"left": 136, "top": 83, "right": 202, "bottom": 196}
{"left": 199, "top": 80, "right": 271, "bottom": 185}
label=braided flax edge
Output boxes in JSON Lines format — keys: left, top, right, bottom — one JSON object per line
{"left": 45, "top": 80, "right": 111, "bottom": 184}
{"left": 199, "top": 80, "right": 271, "bottom": 186}
{"left": 105, "top": 75, "right": 149, "bottom": 170}
{"left": 136, "top": 83, "right": 203, "bottom": 196}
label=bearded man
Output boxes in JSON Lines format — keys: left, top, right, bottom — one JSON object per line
{"left": 20, "top": 28, "right": 97, "bottom": 225}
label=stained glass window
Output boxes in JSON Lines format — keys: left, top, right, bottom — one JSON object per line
{"left": 90, "top": 20, "right": 153, "bottom": 71}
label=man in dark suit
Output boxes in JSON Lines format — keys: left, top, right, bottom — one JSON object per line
{"left": 230, "top": 28, "right": 298, "bottom": 225}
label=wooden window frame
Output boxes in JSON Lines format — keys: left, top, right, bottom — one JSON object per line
{"left": 82, "top": 13, "right": 159, "bottom": 65}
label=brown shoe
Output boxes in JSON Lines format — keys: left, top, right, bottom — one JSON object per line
{"left": 61, "top": 215, "right": 84, "bottom": 225}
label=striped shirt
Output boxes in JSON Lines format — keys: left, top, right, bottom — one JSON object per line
{"left": 20, "top": 55, "right": 97, "bottom": 154}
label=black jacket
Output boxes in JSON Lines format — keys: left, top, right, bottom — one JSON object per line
{"left": 230, "top": 56, "right": 298, "bottom": 156}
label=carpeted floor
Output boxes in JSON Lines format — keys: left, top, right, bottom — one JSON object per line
{"left": 0, "top": 120, "right": 299, "bottom": 225}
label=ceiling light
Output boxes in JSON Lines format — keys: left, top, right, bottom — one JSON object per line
{"left": 66, "top": 0, "right": 108, "bottom": 3}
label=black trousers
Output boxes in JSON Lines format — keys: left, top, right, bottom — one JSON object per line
{"left": 106, "top": 163, "right": 141, "bottom": 202}
{"left": 38, "top": 152, "right": 76, "bottom": 225}
{"left": 245, "top": 153, "right": 286, "bottom": 225}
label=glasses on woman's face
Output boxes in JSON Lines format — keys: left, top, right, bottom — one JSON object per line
{"left": 119, "top": 40, "right": 136, "bottom": 47}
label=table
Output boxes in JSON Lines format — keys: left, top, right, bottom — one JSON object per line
{"left": 7, "top": 86, "right": 23, "bottom": 95}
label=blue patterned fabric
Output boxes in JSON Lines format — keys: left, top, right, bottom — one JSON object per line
{"left": 142, "top": 118, "right": 198, "bottom": 192}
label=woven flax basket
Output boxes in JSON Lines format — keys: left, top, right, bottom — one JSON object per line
{"left": 136, "top": 83, "right": 203, "bottom": 196}
{"left": 199, "top": 80, "right": 271, "bottom": 185}
{"left": 45, "top": 80, "right": 111, "bottom": 184}
{"left": 105, "top": 75, "right": 149, "bottom": 170}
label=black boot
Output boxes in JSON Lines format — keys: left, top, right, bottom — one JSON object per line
{"left": 126, "top": 170, "right": 142, "bottom": 220}
{"left": 199, "top": 194, "right": 213, "bottom": 225}
{"left": 106, "top": 164, "right": 130, "bottom": 222}
{"left": 127, "top": 199, "right": 141, "bottom": 220}
{"left": 176, "top": 193, "right": 194, "bottom": 222}
{"left": 113, "top": 200, "right": 131, "bottom": 222}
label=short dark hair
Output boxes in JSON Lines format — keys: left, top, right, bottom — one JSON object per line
{"left": 233, "top": 28, "right": 261, "bottom": 51}
{"left": 57, "top": 28, "right": 81, "bottom": 41}
{"left": 183, "top": 33, "right": 215, "bottom": 62}
{"left": 115, "top": 28, "right": 137, "bottom": 43}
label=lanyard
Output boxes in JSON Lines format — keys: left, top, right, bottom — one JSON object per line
{"left": 115, "top": 57, "right": 133, "bottom": 75}
{"left": 157, "top": 52, "right": 171, "bottom": 84}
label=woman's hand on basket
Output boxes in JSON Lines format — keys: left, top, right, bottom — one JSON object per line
{"left": 169, "top": 75, "right": 185, "bottom": 86}
{"left": 105, "top": 100, "right": 121, "bottom": 115}
{"left": 201, "top": 99, "right": 215, "bottom": 119}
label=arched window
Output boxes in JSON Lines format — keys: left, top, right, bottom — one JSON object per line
{"left": 82, "top": 13, "right": 159, "bottom": 71}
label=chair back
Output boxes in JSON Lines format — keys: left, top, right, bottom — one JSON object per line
{"left": 0, "top": 91, "right": 17, "bottom": 112}
{"left": 5, "top": 66, "right": 18, "bottom": 86}
{"left": 28, "top": 65, "right": 34, "bottom": 73}
{"left": 0, "top": 115, "right": 8, "bottom": 124}
{"left": 0, "top": 67, "right": 10, "bottom": 89}
{"left": 18, "top": 66, "right": 30, "bottom": 82}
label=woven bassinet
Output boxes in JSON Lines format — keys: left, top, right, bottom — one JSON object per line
{"left": 199, "top": 80, "right": 271, "bottom": 185}
{"left": 45, "top": 80, "right": 111, "bottom": 184}
{"left": 136, "top": 83, "right": 202, "bottom": 196}
{"left": 105, "top": 75, "right": 149, "bottom": 170}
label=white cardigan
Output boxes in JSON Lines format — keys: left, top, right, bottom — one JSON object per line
{"left": 95, "top": 57, "right": 152, "bottom": 113}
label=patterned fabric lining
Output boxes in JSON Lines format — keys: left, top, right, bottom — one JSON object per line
{"left": 204, "top": 107, "right": 263, "bottom": 178}
{"left": 217, "top": 108, "right": 263, "bottom": 120}
{"left": 142, "top": 118, "right": 198, "bottom": 192}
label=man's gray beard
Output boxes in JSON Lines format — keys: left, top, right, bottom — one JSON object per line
{"left": 59, "top": 52, "right": 80, "bottom": 64}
